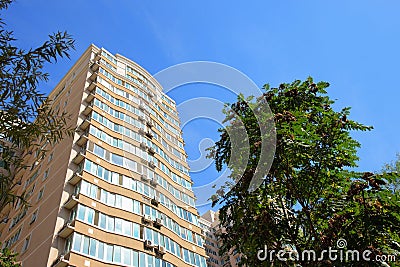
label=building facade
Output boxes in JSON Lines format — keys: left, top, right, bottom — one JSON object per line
{"left": 200, "top": 210, "right": 241, "bottom": 267}
{"left": 0, "top": 45, "right": 208, "bottom": 267}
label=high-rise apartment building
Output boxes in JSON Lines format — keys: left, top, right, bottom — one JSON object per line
{"left": 199, "top": 211, "right": 240, "bottom": 267}
{"left": 0, "top": 44, "right": 208, "bottom": 267}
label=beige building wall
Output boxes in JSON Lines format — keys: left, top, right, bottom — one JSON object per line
{"left": 200, "top": 210, "right": 241, "bottom": 267}
{"left": 0, "top": 44, "right": 208, "bottom": 267}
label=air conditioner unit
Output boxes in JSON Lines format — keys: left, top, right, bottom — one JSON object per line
{"left": 145, "top": 131, "right": 153, "bottom": 139}
{"left": 144, "top": 240, "right": 153, "bottom": 248}
{"left": 150, "top": 179, "right": 157, "bottom": 187}
{"left": 148, "top": 147, "right": 155, "bottom": 155}
{"left": 143, "top": 214, "right": 152, "bottom": 223}
{"left": 154, "top": 218, "right": 162, "bottom": 226}
{"left": 141, "top": 174, "right": 150, "bottom": 182}
{"left": 151, "top": 197, "right": 159, "bottom": 206}
{"left": 156, "top": 245, "right": 166, "bottom": 255}
{"left": 148, "top": 161, "right": 156, "bottom": 169}
{"left": 140, "top": 142, "right": 147, "bottom": 149}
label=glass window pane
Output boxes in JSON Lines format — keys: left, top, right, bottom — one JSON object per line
{"left": 139, "top": 252, "right": 146, "bottom": 266}
{"left": 87, "top": 208, "right": 94, "bottom": 224}
{"left": 115, "top": 218, "right": 122, "bottom": 234}
{"left": 77, "top": 205, "right": 85, "bottom": 221}
{"left": 82, "top": 236, "right": 90, "bottom": 254}
{"left": 122, "top": 220, "right": 132, "bottom": 236}
{"left": 99, "top": 213, "right": 106, "bottom": 229}
{"left": 113, "top": 245, "right": 121, "bottom": 263}
{"left": 122, "top": 247, "right": 131, "bottom": 265}
{"left": 106, "top": 244, "right": 113, "bottom": 262}
{"left": 107, "top": 216, "right": 115, "bottom": 231}
{"left": 72, "top": 233, "right": 82, "bottom": 252}
{"left": 133, "top": 200, "right": 140, "bottom": 215}
{"left": 98, "top": 242, "right": 104, "bottom": 260}
{"left": 132, "top": 251, "right": 139, "bottom": 267}
{"left": 133, "top": 223, "right": 140, "bottom": 239}
{"left": 89, "top": 238, "right": 97, "bottom": 257}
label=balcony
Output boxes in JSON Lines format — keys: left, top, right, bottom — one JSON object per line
{"left": 89, "top": 71, "right": 98, "bottom": 82}
{"left": 82, "top": 102, "right": 93, "bottom": 116}
{"left": 146, "top": 121, "right": 153, "bottom": 128}
{"left": 85, "top": 92, "right": 95, "bottom": 103}
{"left": 68, "top": 172, "right": 83, "bottom": 186}
{"left": 87, "top": 81, "right": 97, "bottom": 92}
{"left": 58, "top": 220, "right": 75, "bottom": 238}
{"left": 76, "top": 132, "right": 88, "bottom": 147}
{"left": 138, "top": 129, "right": 145, "bottom": 136}
{"left": 79, "top": 118, "right": 90, "bottom": 131}
{"left": 63, "top": 194, "right": 78, "bottom": 210}
{"left": 72, "top": 148, "right": 86, "bottom": 165}
{"left": 50, "top": 253, "right": 70, "bottom": 267}
{"left": 93, "top": 53, "right": 101, "bottom": 62}
{"left": 90, "top": 61, "right": 100, "bottom": 72}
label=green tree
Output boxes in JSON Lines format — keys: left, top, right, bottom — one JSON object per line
{"left": 0, "top": 0, "right": 75, "bottom": 217}
{"left": 0, "top": 245, "right": 20, "bottom": 267}
{"left": 209, "top": 78, "right": 400, "bottom": 266}
{"left": 382, "top": 153, "right": 400, "bottom": 193}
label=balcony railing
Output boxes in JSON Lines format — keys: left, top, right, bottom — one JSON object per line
{"left": 63, "top": 194, "right": 79, "bottom": 210}
{"left": 90, "top": 61, "right": 100, "bottom": 72}
{"left": 87, "top": 80, "right": 97, "bottom": 92}
{"left": 76, "top": 131, "right": 89, "bottom": 147}
{"left": 85, "top": 92, "right": 95, "bottom": 103}
{"left": 82, "top": 102, "right": 93, "bottom": 116}
{"left": 50, "top": 252, "right": 70, "bottom": 267}
{"left": 72, "top": 148, "right": 86, "bottom": 165}
{"left": 68, "top": 172, "right": 83, "bottom": 186}
{"left": 79, "top": 116, "right": 91, "bottom": 131}
{"left": 89, "top": 71, "right": 98, "bottom": 82}
{"left": 58, "top": 219, "right": 75, "bottom": 238}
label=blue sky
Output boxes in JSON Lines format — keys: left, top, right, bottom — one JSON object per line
{"left": 5, "top": 1, "right": 400, "bottom": 214}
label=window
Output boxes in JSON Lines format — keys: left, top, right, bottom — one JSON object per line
{"left": 105, "top": 243, "right": 113, "bottom": 262}
{"left": 115, "top": 218, "right": 123, "bottom": 234}
{"left": 122, "top": 247, "right": 131, "bottom": 265}
{"left": 30, "top": 210, "right": 38, "bottom": 224}
{"left": 21, "top": 235, "right": 31, "bottom": 253}
{"left": 89, "top": 238, "right": 97, "bottom": 257}
{"left": 48, "top": 152, "right": 54, "bottom": 162}
{"left": 43, "top": 169, "right": 49, "bottom": 181}
{"left": 73, "top": 233, "right": 82, "bottom": 252}
{"left": 37, "top": 187, "right": 44, "bottom": 201}
{"left": 113, "top": 245, "right": 121, "bottom": 263}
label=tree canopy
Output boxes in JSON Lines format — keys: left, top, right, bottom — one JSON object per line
{"left": 209, "top": 78, "right": 400, "bottom": 266}
{"left": 0, "top": 0, "right": 75, "bottom": 218}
